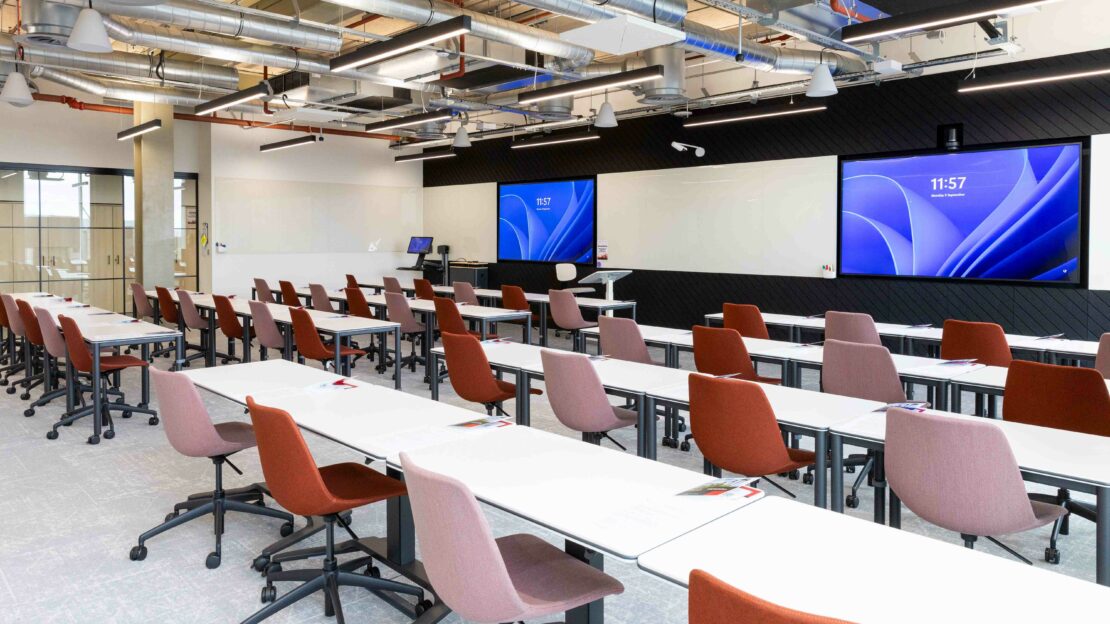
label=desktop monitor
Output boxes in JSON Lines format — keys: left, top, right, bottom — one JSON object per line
{"left": 407, "top": 236, "right": 434, "bottom": 254}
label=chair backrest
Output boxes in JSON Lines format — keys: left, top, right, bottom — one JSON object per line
{"left": 1, "top": 294, "right": 24, "bottom": 336}
{"left": 290, "top": 307, "right": 330, "bottom": 361}
{"left": 309, "top": 283, "right": 335, "bottom": 313}
{"left": 548, "top": 289, "right": 589, "bottom": 330}
{"left": 688, "top": 374, "right": 794, "bottom": 477}
{"left": 940, "top": 319, "right": 1012, "bottom": 367}
{"left": 452, "top": 281, "right": 480, "bottom": 306}
{"left": 399, "top": 452, "right": 527, "bottom": 623}
{"left": 383, "top": 276, "right": 403, "bottom": 294}
{"left": 722, "top": 304, "right": 769, "bottom": 340}
{"left": 385, "top": 292, "right": 423, "bottom": 333}
{"left": 1002, "top": 360, "right": 1110, "bottom": 437}
{"left": 501, "top": 285, "right": 530, "bottom": 312}
{"left": 254, "top": 278, "right": 275, "bottom": 304}
{"left": 34, "top": 307, "right": 66, "bottom": 359}
{"left": 689, "top": 569, "right": 852, "bottom": 624}
{"left": 441, "top": 332, "right": 502, "bottom": 404}
{"left": 555, "top": 262, "right": 577, "bottom": 283}
{"left": 433, "top": 297, "right": 468, "bottom": 336}
{"left": 246, "top": 397, "right": 339, "bottom": 517}
{"left": 176, "top": 289, "right": 206, "bottom": 330}
{"left": 413, "top": 278, "right": 436, "bottom": 301}
{"left": 599, "top": 316, "right": 653, "bottom": 364}
{"left": 278, "top": 280, "right": 300, "bottom": 307}
{"left": 692, "top": 325, "right": 757, "bottom": 378}
{"left": 58, "top": 315, "right": 93, "bottom": 373}
{"left": 886, "top": 407, "right": 1040, "bottom": 537}
{"left": 151, "top": 367, "right": 245, "bottom": 458}
{"left": 155, "top": 286, "right": 179, "bottom": 324}
{"left": 821, "top": 339, "right": 906, "bottom": 403}
{"left": 345, "top": 274, "right": 359, "bottom": 289}
{"left": 825, "top": 311, "right": 881, "bottom": 346}
{"left": 344, "top": 287, "right": 374, "bottom": 319}
{"left": 247, "top": 300, "right": 285, "bottom": 350}
{"left": 541, "top": 349, "right": 619, "bottom": 433}
{"left": 131, "top": 282, "right": 154, "bottom": 318}
{"left": 1097, "top": 333, "right": 1110, "bottom": 380}
{"left": 16, "top": 299, "right": 43, "bottom": 346}
{"left": 213, "top": 295, "right": 243, "bottom": 339}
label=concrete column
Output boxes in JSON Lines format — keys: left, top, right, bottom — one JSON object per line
{"left": 132, "top": 102, "right": 175, "bottom": 288}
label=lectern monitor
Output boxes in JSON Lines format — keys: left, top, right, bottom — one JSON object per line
{"left": 407, "top": 236, "right": 434, "bottom": 254}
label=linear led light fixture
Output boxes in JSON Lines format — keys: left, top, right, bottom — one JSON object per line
{"left": 260, "top": 134, "right": 324, "bottom": 153}
{"left": 365, "top": 109, "right": 455, "bottom": 134}
{"left": 331, "top": 16, "right": 472, "bottom": 72}
{"left": 517, "top": 65, "right": 664, "bottom": 105}
{"left": 683, "top": 104, "right": 827, "bottom": 128}
{"left": 116, "top": 119, "right": 162, "bottom": 141}
{"left": 195, "top": 82, "right": 272, "bottom": 116}
{"left": 841, "top": 0, "right": 1058, "bottom": 43}
{"left": 959, "top": 64, "right": 1110, "bottom": 93}
{"left": 395, "top": 149, "right": 456, "bottom": 163}
{"left": 510, "top": 131, "right": 599, "bottom": 150}
{"left": 0, "top": 171, "right": 18, "bottom": 179}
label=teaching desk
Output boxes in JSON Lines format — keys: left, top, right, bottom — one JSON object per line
{"left": 830, "top": 408, "right": 1110, "bottom": 586}
{"left": 638, "top": 496, "right": 1110, "bottom": 621}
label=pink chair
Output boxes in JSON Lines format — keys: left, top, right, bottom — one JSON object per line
{"left": 130, "top": 368, "right": 293, "bottom": 568}
{"left": 1, "top": 293, "right": 35, "bottom": 392}
{"left": 452, "top": 281, "right": 480, "bottom": 306}
{"left": 131, "top": 282, "right": 156, "bottom": 322}
{"left": 385, "top": 292, "right": 426, "bottom": 372}
{"left": 548, "top": 289, "right": 596, "bottom": 351}
{"left": 382, "top": 276, "right": 404, "bottom": 294}
{"left": 399, "top": 451, "right": 624, "bottom": 623}
{"left": 598, "top": 316, "right": 656, "bottom": 364}
{"left": 254, "top": 278, "right": 276, "bottom": 304}
{"left": 176, "top": 289, "right": 217, "bottom": 366}
{"left": 541, "top": 349, "right": 637, "bottom": 449}
{"left": 885, "top": 407, "right": 1067, "bottom": 563}
{"left": 824, "top": 311, "right": 881, "bottom": 346}
{"left": 1097, "top": 333, "right": 1110, "bottom": 379}
{"left": 26, "top": 306, "right": 72, "bottom": 416}
{"left": 248, "top": 300, "right": 289, "bottom": 361}
{"left": 308, "top": 283, "right": 335, "bottom": 313}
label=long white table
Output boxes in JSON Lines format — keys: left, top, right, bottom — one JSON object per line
{"left": 638, "top": 496, "right": 1110, "bottom": 620}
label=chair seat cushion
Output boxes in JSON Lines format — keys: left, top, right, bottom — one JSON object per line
{"left": 313, "top": 462, "right": 407, "bottom": 516}
{"left": 767, "top": 448, "right": 817, "bottom": 475}
{"left": 213, "top": 421, "right": 257, "bottom": 455}
{"left": 1028, "top": 500, "right": 1068, "bottom": 529}
{"left": 494, "top": 379, "right": 543, "bottom": 399}
{"left": 320, "top": 344, "right": 366, "bottom": 358}
{"left": 98, "top": 355, "right": 150, "bottom": 372}
{"left": 497, "top": 533, "right": 624, "bottom": 619}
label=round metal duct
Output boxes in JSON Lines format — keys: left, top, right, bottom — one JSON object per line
{"left": 22, "top": 0, "right": 81, "bottom": 46}
{"left": 637, "top": 46, "right": 686, "bottom": 105}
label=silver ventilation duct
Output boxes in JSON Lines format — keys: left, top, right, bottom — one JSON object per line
{"left": 22, "top": 0, "right": 81, "bottom": 46}
{"left": 534, "top": 86, "right": 575, "bottom": 120}
{"left": 47, "top": 0, "right": 342, "bottom": 53}
{"left": 0, "top": 33, "right": 240, "bottom": 91}
{"left": 638, "top": 46, "right": 685, "bottom": 104}
{"left": 33, "top": 67, "right": 242, "bottom": 108}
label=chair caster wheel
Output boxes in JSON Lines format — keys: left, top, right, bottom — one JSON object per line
{"left": 183, "top": 362, "right": 191, "bottom": 368}
{"left": 87, "top": 435, "right": 100, "bottom": 445}
{"left": 23, "top": 408, "right": 34, "bottom": 417}
{"left": 661, "top": 437, "right": 674, "bottom": 448}
{"left": 845, "top": 494, "right": 860, "bottom": 509}
{"left": 0, "top": 378, "right": 7, "bottom": 385}
{"left": 104, "top": 430, "right": 115, "bottom": 440}
{"left": 165, "top": 512, "right": 177, "bottom": 522}
{"left": 46, "top": 430, "right": 59, "bottom": 440}
{"left": 415, "top": 600, "right": 433, "bottom": 616}
{"left": 265, "top": 562, "right": 282, "bottom": 577}
{"left": 19, "top": 392, "right": 30, "bottom": 400}
{"left": 802, "top": 472, "right": 814, "bottom": 485}
{"left": 252, "top": 555, "right": 270, "bottom": 573}
{"left": 6, "top": 386, "right": 15, "bottom": 394}
{"left": 366, "top": 565, "right": 380, "bottom": 578}
{"left": 121, "top": 411, "right": 132, "bottom": 419}
{"left": 205, "top": 552, "right": 221, "bottom": 569}
{"left": 845, "top": 466, "right": 856, "bottom": 474}
{"left": 222, "top": 359, "right": 230, "bottom": 365}
{"left": 260, "top": 585, "right": 277, "bottom": 603}
{"left": 115, "top": 397, "right": 125, "bottom": 405}
{"left": 1045, "top": 548, "right": 1061, "bottom": 564}
{"left": 788, "top": 470, "right": 800, "bottom": 481}
{"left": 148, "top": 416, "right": 159, "bottom": 426}
{"left": 678, "top": 423, "right": 687, "bottom": 432}
{"left": 679, "top": 441, "right": 691, "bottom": 452}
{"left": 129, "top": 545, "right": 147, "bottom": 561}
{"left": 279, "top": 521, "right": 294, "bottom": 537}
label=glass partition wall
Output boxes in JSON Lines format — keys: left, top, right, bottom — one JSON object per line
{"left": 0, "top": 165, "right": 199, "bottom": 313}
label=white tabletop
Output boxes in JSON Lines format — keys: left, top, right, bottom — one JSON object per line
{"left": 20, "top": 294, "right": 179, "bottom": 342}
{"left": 397, "top": 424, "right": 764, "bottom": 560}
{"left": 638, "top": 496, "right": 1110, "bottom": 621}
{"left": 580, "top": 324, "right": 688, "bottom": 342}
{"left": 182, "top": 359, "right": 343, "bottom": 403}
{"left": 150, "top": 291, "right": 397, "bottom": 334}
{"left": 363, "top": 294, "right": 529, "bottom": 321}
{"left": 770, "top": 343, "right": 986, "bottom": 382}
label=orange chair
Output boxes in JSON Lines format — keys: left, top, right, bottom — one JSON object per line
{"left": 688, "top": 374, "right": 815, "bottom": 495}
{"left": 940, "top": 319, "right": 1012, "bottom": 366}
{"left": 290, "top": 307, "right": 364, "bottom": 373}
{"left": 433, "top": 296, "right": 496, "bottom": 339}
{"left": 692, "top": 326, "right": 779, "bottom": 383}
{"left": 441, "top": 332, "right": 540, "bottom": 416}
{"left": 345, "top": 274, "right": 359, "bottom": 290}
{"left": 413, "top": 278, "right": 436, "bottom": 301}
{"left": 155, "top": 286, "right": 203, "bottom": 361}
{"left": 1096, "top": 333, "right": 1109, "bottom": 379}
{"left": 243, "top": 398, "right": 424, "bottom": 621}
{"left": 1003, "top": 360, "right": 1110, "bottom": 564}
{"left": 278, "top": 280, "right": 301, "bottom": 307}
{"left": 213, "top": 295, "right": 253, "bottom": 364}
{"left": 500, "top": 285, "right": 537, "bottom": 343}
{"left": 344, "top": 287, "right": 375, "bottom": 320}
{"left": 689, "top": 569, "right": 852, "bottom": 624}
{"left": 722, "top": 304, "right": 770, "bottom": 340}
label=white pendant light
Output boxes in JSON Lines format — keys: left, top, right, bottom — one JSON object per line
{"left": 452, "top": 124, "right": 471, "bottom": 148}
{"left": 0, "top": 71, "right": 34, "bottom": 107}
{"left": 806, "top": 63, "right": 838, "bottom": 98}
{"left": 68, "top": 7, "right": 114, "bottom": 54}
{"left": 595, "top": 100, "right": 618, "bottom": 128}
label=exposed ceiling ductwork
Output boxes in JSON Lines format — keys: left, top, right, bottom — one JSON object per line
{"left": 33, "top": 66, "right": 248, "bottom": 108}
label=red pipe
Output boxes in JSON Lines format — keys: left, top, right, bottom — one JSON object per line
{"left": 437, "top": 0, "right": 467, "bottom": 81}
{"left": 830, "top": 0, "right": 873, "bottom": 23}
{"left": 347, "top": 13, "right": 382, "bottom": 29}
{"left": 262, "top": 66, "right": 273, "bottom": 116}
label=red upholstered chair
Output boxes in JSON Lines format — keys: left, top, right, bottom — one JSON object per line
{"left": 214, "top": 295, "right": 252, "bottom": 364}
{"left": 345, "top": 274, "right": 359, "bottom": 290}
{"left": 688, "top": 374, "right": 815, "bottom": 495}
{"left": 413, "top": 278, "right": 436, "bottom": 301}
{"left": 1096, "top": 333, "right": 1110, "bottom": 379}
{"left": 941, "top": 319, "right": 1012, "bottom": 367}
{"left": 689, "top": 569, "right": 853, "bottom": 624}
{"left": 0, "top": 293, "right": 24, "bottom": 383}
{"left": 500, "top": 285, "right": 537, "bottom": 343}
{"left": 278, "top": 280, "right": 301, "bottom": 307}
{"left": 155, "top": 286, "right": 180, "bottom": 328}
{"left": 290, "top": 307, "right": 364, "bottom": 372}
{"left": 434, "top": 296, "right": 496, "bottom": 339}
{"left": 13, "top": 299, "right": 47, "bottom": 400}
{"left": 441, "top": 332, "right": 539, "bottom": 416}
{"left": 344, "top": 287, "right": 374, "bottom": 320}
{"left": 243, "top": 398, "right": 423, "bottom": 622}
{"left": 692, "top": 326, "right": 779, "bottom": 383}
{"left": 722, "top": 303, "right": 769, "bottom": 340}
{"left": 1003, "top": 360, "right": 1110, "bottom": 563}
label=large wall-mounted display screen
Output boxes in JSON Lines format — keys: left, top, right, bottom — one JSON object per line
{"left": 498, "top": 177, "right": 596, "bottom": 264}
{"left": 839, "top": 142, "right": 1084, "bottom": 284}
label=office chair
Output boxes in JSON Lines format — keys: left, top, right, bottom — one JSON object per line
{"left": 413, "top": 278, "right": 436, "bottom": 301}
{"left": 213, "top": 295, "right": 252, "bottom": 364}
{"left": 722, "top": 303, "right": 770, "bottom": 340}
{"left": 254, "top": 278, "right": 276, "bottom": 304}
{"left": 178, "top": 289, "right": 230, "bottom": 366}
{"left": 689, "top": 569, "right": 852, "bottom": 624}
{"left": 825, "top": 311, "right": 882, "bottom": 345}
{"left": 440, "top": 332, "right": 539, "bottom": 417}
{"left": 155, "top": 287, "right": 204, "bottom": 363}
{"left": 345, "top": 274, "right": 359, "bottom": 290}
{"left": 248, "top": 300, "right": 291, "bottom": 361}
{"left": 308, "top": 283, "right": 335, "bottom": 313}
{"left": 129, "top": 282, "right": 167, "bottom": 357}
{"left": 548, "top": 289, "right": 597, "bottom": 351}
{"left": 1096, "top": 333, "right": 1109, "bottom": 379}
{"left": 1, "top": 294, "right": 38, "bottom": 394}
{"left": 382, "top": 276, "right": 404, "bottom": 294}
{"left": 433, "top": 296, "right": 495, "bottom": 339}
{"left": 452, "top": 281, "right": 480, "bottom": 306}
{"left": 942, "top": 319, "right": 1013, "bottom": 416}
{"left": 384, "top": 292, "right": 425, "bottom": 372}
{"left": 542, "top": 349, "right": 636, "bottom": 449}
{"left": 290, "top": 307, "right": 364, "bottom": 372}
{"left": 278, "top": 280, "right": 301, "bottom": 307}
{"left": 500, "top": 285, "right": 537, "bottom": 344}
{"left": 11, "top": 299, "right": 46, "bottom": 401}
{"left": 599, "top": 316, "right": 657, "bottom": 364}
{"left": 0, "top": 294, "right": 24, "bottom": 384}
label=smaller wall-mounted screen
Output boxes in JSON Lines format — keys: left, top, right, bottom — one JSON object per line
{"left": 839, "top": 142, "right": 1083, "bottom": 284}
{"left": 498, "top": 178, "right": 596, "bottom": 264}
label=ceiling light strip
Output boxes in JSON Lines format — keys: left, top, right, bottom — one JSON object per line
{"left": 331, "top": 16, "right": 472, "bottom": 72}
{"left": 958, "top": 66, "right": 1110, "bottom": 93}
{"left": 510, "top": 132, "right": 600, "bottom": 149}
{"left": 260, "top": 135, "right": 324, "bottom": 153}
{"left": 365, "top": 109, "right": 455, "bottom": 134}
{"left": 517, "top": 65, "right": 664, "bottom": 105}
{"left": 683, "top": 105, "right": 827, "bottom": 128}
{"left": 116, "top": 119, "right": 163, "bottom": 141}
{"left": 196, "top": 82, "right": 271, "bottom": 116}
{"left": 395, "top": 150, "right": 457, "bottom": 163}
{"left": 841, "top": 0, "right": 1057, "bottom": 43}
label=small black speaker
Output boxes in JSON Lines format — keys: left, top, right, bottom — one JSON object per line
{"left": 436, "top": 244, "right": 450, "bottom": 254}
{"left": 937, "top": 123, "right": 963, "bottom": 151}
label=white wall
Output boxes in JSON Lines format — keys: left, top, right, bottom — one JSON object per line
{"left": 423, "top": 183, "right": 496, "bottom": 262}
{"left": 1089, "top": 134, "right": 1110, "bottom": 290}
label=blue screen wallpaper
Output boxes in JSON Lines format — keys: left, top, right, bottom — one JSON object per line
{"left": 498, "top": 179, "right": 596, "bottom": 263}
{"left": 840, "top": 143, "right": 1082, "bottom": 283}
